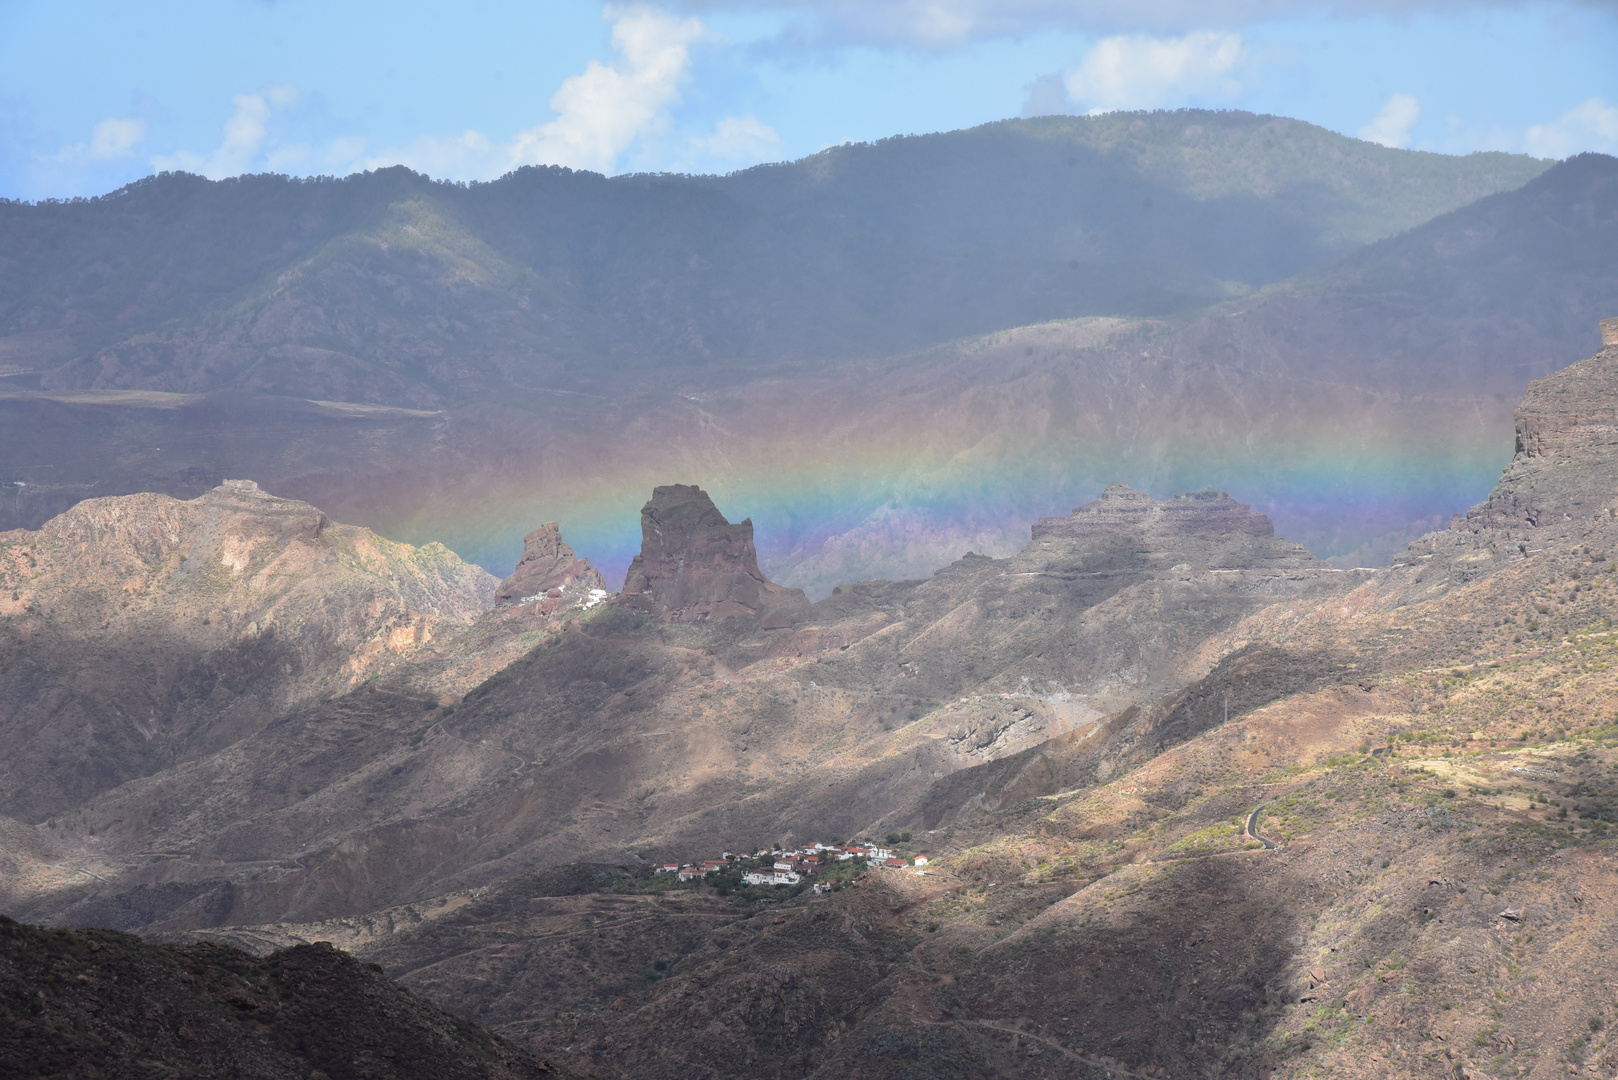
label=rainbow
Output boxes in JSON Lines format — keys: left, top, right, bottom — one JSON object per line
{"left": 367, "top": 390, "right": 1517, "bottom": 598}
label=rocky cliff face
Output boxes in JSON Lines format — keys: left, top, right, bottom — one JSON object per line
{"left": 0, "top": 477, "right": 1357, "bottom": 938}
{"left": 619, "top": 485, "right": 809, "bottom": 629}
{"left": 493, "top": 523, "right": 604, "bottom": 606}
{"left": 1465, "top": 332, "right": 1618, "bottom": 530}
{"left": 19, "top": 338, "right": 1618, "bottom": 1080}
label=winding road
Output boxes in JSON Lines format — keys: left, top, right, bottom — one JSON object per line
{"left": 1246, "top": 805, "right": 1278, "bottom": 850}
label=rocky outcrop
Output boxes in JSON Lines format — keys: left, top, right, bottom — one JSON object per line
{"left": 1466, "top": 325, "right": 1618, "bottom": 529}
{"left": 493, "top": 523, "right": 604, "bottom": 606}
{"left": 1020, "top": 483, "right": 1321, "bottom": 573}
{"left": 620, "top": 485, "right": 809, "bottom": 629}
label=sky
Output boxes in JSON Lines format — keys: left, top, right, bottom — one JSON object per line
{"left": 1, "top": 0, "right": 1616, "bottom": 201}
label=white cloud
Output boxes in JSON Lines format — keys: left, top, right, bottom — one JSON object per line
{"left": 1358, "top": 93, "right": 1420, "bottom": 148}
{"left": 48, "top": 115, "right": 149, "bottom": 165}
{"left": 86, "top": 117, "right": 147, "bottom": 159}
{"left": 512, "top": 6, "right": 714, "bottom": 171}
{"left": 1524, "top": 97, "right": 1618, "bottom": 159}
{"left": 151, "top": 84, "right": 302, "bottom": 178}
{"left": 1063, "top": 31, "right": 1246, "bottom": 113}
{"left": 364, "top": 5, "right": 714, "bottom": 180}
{"left": 688, "top": 114, "right": 781, "bottom": 163}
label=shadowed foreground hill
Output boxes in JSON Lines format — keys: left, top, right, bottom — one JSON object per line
{"left": 0, "top": 915, "right": 575, "bottom": 1079}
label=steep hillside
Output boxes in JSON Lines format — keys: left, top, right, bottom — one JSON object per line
{"left": 0, "top": 916, "right": 573, "bottom": 1079}
{"left": 0, "top": 479, "right": 497, "bottom": 820}
{"left": 1137, "top": 151, "right": 1618, "bottom": 400}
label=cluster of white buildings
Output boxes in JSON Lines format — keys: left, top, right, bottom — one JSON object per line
{"left": 655, "top": 840, "right": 917, "bottom": 888}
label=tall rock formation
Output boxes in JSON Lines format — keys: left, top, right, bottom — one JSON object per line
{"left": 493, "top": 523, "right": 604, "bottom": 606}
{"left": 620, "top": 485, "right": 809, "bottom": 629}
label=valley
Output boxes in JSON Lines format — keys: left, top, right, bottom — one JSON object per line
{"left": 8, "top": 323, "right": 1618, "bottom": 1077}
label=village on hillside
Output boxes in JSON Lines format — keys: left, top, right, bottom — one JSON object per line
{"left": 654, "top": 836, "right": 932, "bottom": 895}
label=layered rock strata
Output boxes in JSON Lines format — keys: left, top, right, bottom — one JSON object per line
{"left": 1024, "top": 482, "right": 1320, "bottom": 572}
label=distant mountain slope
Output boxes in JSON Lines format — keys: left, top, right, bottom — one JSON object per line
{"left": 0, "top": 111, "right": 1544, "bottom": 407}
{"left": 1144, "top": 150, "right": 1618, "bottom": 398}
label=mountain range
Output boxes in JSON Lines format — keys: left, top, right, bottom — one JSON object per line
{"left": 9, "top": 110, "right": 1618, "bottom": 1079}
{"left": 6, "top": 111, "right": 1611, "bottom": 592}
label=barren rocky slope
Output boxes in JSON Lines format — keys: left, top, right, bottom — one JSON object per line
{"left": 0, "top": 478, "right": 497, "bottom": 820}
{"left": 0, "top": 478, "right": 1361, "bottom": 937}
{"left": 10, "top": 330, "right": 1618, "bottom": 1078}
{"left": 114, "top": 325, "right": 1618, "bottom": 1080}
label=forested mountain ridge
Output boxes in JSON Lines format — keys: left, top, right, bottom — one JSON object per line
{"left": 0, "top": 110, "right": 1545, "bottom": 408}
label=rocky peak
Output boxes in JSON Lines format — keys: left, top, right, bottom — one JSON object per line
{"left": 1020, "top": 483, "right": 1318, "bottom": 572}
{"left": 1466, "top": 322, "right": 1618, "bottom": 529}
{"left": 619, "top": 484, "right": 809, "bottom": 629}
{"left": 494, "top": 523, "right": 605, "bottom": 606}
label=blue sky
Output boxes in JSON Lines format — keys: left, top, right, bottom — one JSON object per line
{"left": 2, "top": 0, "right": 1615, "bottom": 200}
